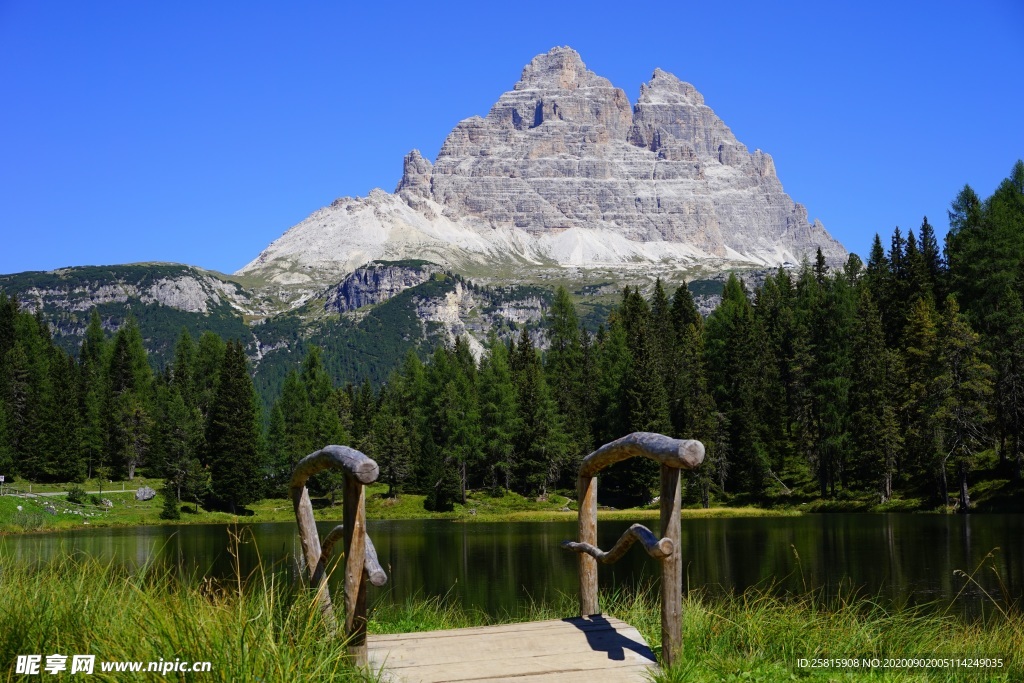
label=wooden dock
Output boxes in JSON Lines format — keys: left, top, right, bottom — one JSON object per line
{"left": 365, "top": 615, "right": 658, "bottom": 683}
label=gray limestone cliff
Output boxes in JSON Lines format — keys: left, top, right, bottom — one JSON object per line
{"left": 239, "top": 47, "right": 846, "bottom": 289}
{"left": 324, "top": 262, "right": 441, "bottom": 313}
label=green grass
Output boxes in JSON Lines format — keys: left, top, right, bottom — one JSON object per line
{"left": 0, "top": 537, "right": 371, "bottom": 682}
{"left": 2, "top": 543, "right": 1019, "bottom": 683}
{"left": 0, "top": 483, "right": 802, "bottom": 535}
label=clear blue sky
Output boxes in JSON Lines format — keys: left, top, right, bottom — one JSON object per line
{"left": 1, "top": 1, "right": 1021, "bottom": 276}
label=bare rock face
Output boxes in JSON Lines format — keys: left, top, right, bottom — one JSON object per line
{"left": 324, "top": 261, "right": 441, "bottom": 313}
{"left": 240, "top": 47, "right": 845, "bottom": 288}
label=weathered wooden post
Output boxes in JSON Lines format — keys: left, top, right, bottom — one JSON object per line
{"left": 290, "top": 445, "right": 388, "bottom": 665}
{"left": 562, "top": 432, "right": 703, "bottom": 667}
{"left": 577, "top": 472, "right": 599, "bottom": 616}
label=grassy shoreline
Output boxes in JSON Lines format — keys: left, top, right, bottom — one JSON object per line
{"left": 0, "top": 483, "right": 804, "bottom": 536}
{"left": 1, "top": 550, "right": 1020, "bottom": 682}
{"left": 4, "top": 468, "right": 1020, "bottom": 536}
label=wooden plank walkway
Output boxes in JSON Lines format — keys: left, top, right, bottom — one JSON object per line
{"left": 365, "top": 615, "right": 658, "bottom": 683}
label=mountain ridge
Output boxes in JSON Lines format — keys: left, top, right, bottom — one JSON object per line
{"left": 239, "top": 47, "right": 846, "bottom": 293}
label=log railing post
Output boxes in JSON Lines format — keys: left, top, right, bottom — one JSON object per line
{"left": 561, "top": 432, "right": 703, "bottom": 669}
{"left": 659, "top": 464, "right": 683, "bottom": 666}
{"left": 578, "top": 474, "right": 598, "bottom": 616}
{"left": 343, "top": 472, "right": 368, "bottom": 662}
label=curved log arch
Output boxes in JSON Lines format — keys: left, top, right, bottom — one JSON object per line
{"left": 579, "top": 432, "right": 704, "bottom": 478}
{"left": 290, "top": 444, "right": 380, "bottom": 488}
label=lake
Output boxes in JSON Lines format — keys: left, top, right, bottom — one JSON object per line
{"left": 3, "top": 514, "right": 1021, "bottom": 618}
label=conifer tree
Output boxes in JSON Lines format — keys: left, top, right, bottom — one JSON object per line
{"left": 993, "top": 287, "right": 1024, "bottom": 478}
{"left": 206, "top": 340, "right": 263, "bottom": 512}
{"left": 901, "top": 296, "right": 941, "bottom": 487}
{"left": 849, "top": 289, "right": 902, "bottom": 501}
{"left": 705, "top": 275, "right": 766, "bottom": 494}
{"left": 512, "top": 328, "right": 567, "bottom": 496}
{"left": 4, "top": 314, "right": 53, "bottom": 479}
{"left": 545, "top": 286, "right": 588, "bottom": 465}
{"left": 934, "top": 296, "right": 993, "bottom": 511}
{"left": 47, "top": 352, "right": 84, "bottom": 481}
{"left": 918, "top": 217, "right": 944, "bottom": 294}
{"left": 669, "top": 283, "right": 702, "bottom": 434}
{"left": 751, "top": 273, "right": 792, "bottom": 473}
{"left": 170, "top": 328, "right": 198, "bottom": 409}
{"left": 194, "top": 331, "right": 226, "bottom": 424}
{"left": 78, "top": 310, "right": 108, "bottom": 479}
{"left": 301, "top": 346, "right": 348, "bottom": 448}
{"left": 808, "top": 273, "right": 855, "bottom": 497}
{"left": 265, "top": 403, "right": 290, "bottom": 494}
{"left": 277, "top": 370, "right": 313, "bottom": 466}
{"left": 677, "top": 316, "right": 719, "bottom": 507}
{"left": 367, "top": 381, "right": 414, "bottom": 497}
{"left": 479, "top": 336, "right": 519, "bottom": 490}
{"left": 0, "top": 292, "right": 17, "bottom": 362}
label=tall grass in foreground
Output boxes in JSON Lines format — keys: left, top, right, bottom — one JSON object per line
{"left": 0, "top": 540, "right": 371, "bottom": 682}
{"left": 1, "top": 545, "right": 1021, "bottom": 682}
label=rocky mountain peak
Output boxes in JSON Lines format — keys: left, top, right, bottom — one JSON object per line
{"left": 240, "top": 47, "right": 847, "bottom": 291}
{"left": 639, "top": 68, "right": 705, "bottom": 106}
{"left": 483, "top": 46, "right": 632, "bottom": 136}
{"left": 515, "top": 46, "right": 590, "bottom": 91}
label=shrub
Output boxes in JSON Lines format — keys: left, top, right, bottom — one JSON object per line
{"left": 66, "top": 485, "right": 87, "bottom": 505}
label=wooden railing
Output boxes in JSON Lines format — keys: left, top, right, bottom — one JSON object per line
{"left": 290, "top": 445, "right": 388, "bottom": 664}
{"left": 561, "top": 432, "right": 704, "bottom": 666}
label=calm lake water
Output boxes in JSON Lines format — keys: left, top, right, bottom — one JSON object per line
{"left": 3, "top": 514, "right": 1022, "bottom": 618}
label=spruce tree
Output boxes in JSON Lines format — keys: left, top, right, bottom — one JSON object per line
{"left": 194, "top": 331, "right": 226, "bottom": 426}
{"left": 993, "top": 287, "right": 1024, "bottom": 478}
{"left": 206, "top": 340, "right": 263, "bottom": 512}
{"left": 705, "top": 275, "right": 766, "bottom": 495}
{"left": 808, "top": 273, "right": 855, "bottom": 497}
{"left": 934, "top": 296, "right": 993, "bottom": 511}
{"left": 367, "top": 381, "right": 414, "bottom": 497}
{"left": 512, "top": 328, "right": 567, "bottom": 496}
{"left": 545, "top": 286, "right": 588, "bottom": 466}
{"left": 901, "top": 296, "right": 941, "bottom": 489}
{"left": 919, "top": 216, "right": 944, "bottom": 294}
{"left": 479, "top": 336, "right": 519, "bottom": 491}
{"left": 47, "top": 353, "right": 84, "bottom": 481}
{"left": 849, "top": 289, "right": 902, "bottom": 501}
{"left": 78, "top": 310, "right": 108, "bottom": 479}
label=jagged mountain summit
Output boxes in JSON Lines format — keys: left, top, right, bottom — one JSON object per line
{"left": 239, "top": 47, "right": 845, "bottom": 290}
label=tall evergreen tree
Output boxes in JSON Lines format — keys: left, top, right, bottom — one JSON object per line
{"left": 808, "top": 273, "right": 855, "bottom": 497}
{"left": 47, "top": 353, "right": 84, "bottom": 481}
{"left": 934, "top": 296, "right": 993, "bottom": 511}
{"left": 478, "top": 336, "right": 520, "bottom": 491}
{"left": 512, "top": 328, "right": 567, "bottom": 496}
{"left": 705, "top": 275, "right": 767, "bottom": 495}
{"left": 849, "top": 289, "right": 902, "bottom": 501}
{"left": 367, "top": 381, "right": 415, "bottom": 497}
{"left": 545, "top": 286, "right": 589, "bottom": 465}
{"left": 78, "top": 310, "right": 108, "bottom": 479}
{"left": 993, "top": 287, "right": 1024, "bottom": 478}
{"left": 901, "top": 296, "right": 941, "bottom": 489}
{"left": 918, "top": 216, "right": 944, "bottom": 294}
{"left": 206, "top": 340, "right": 263, "bottom": 512}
